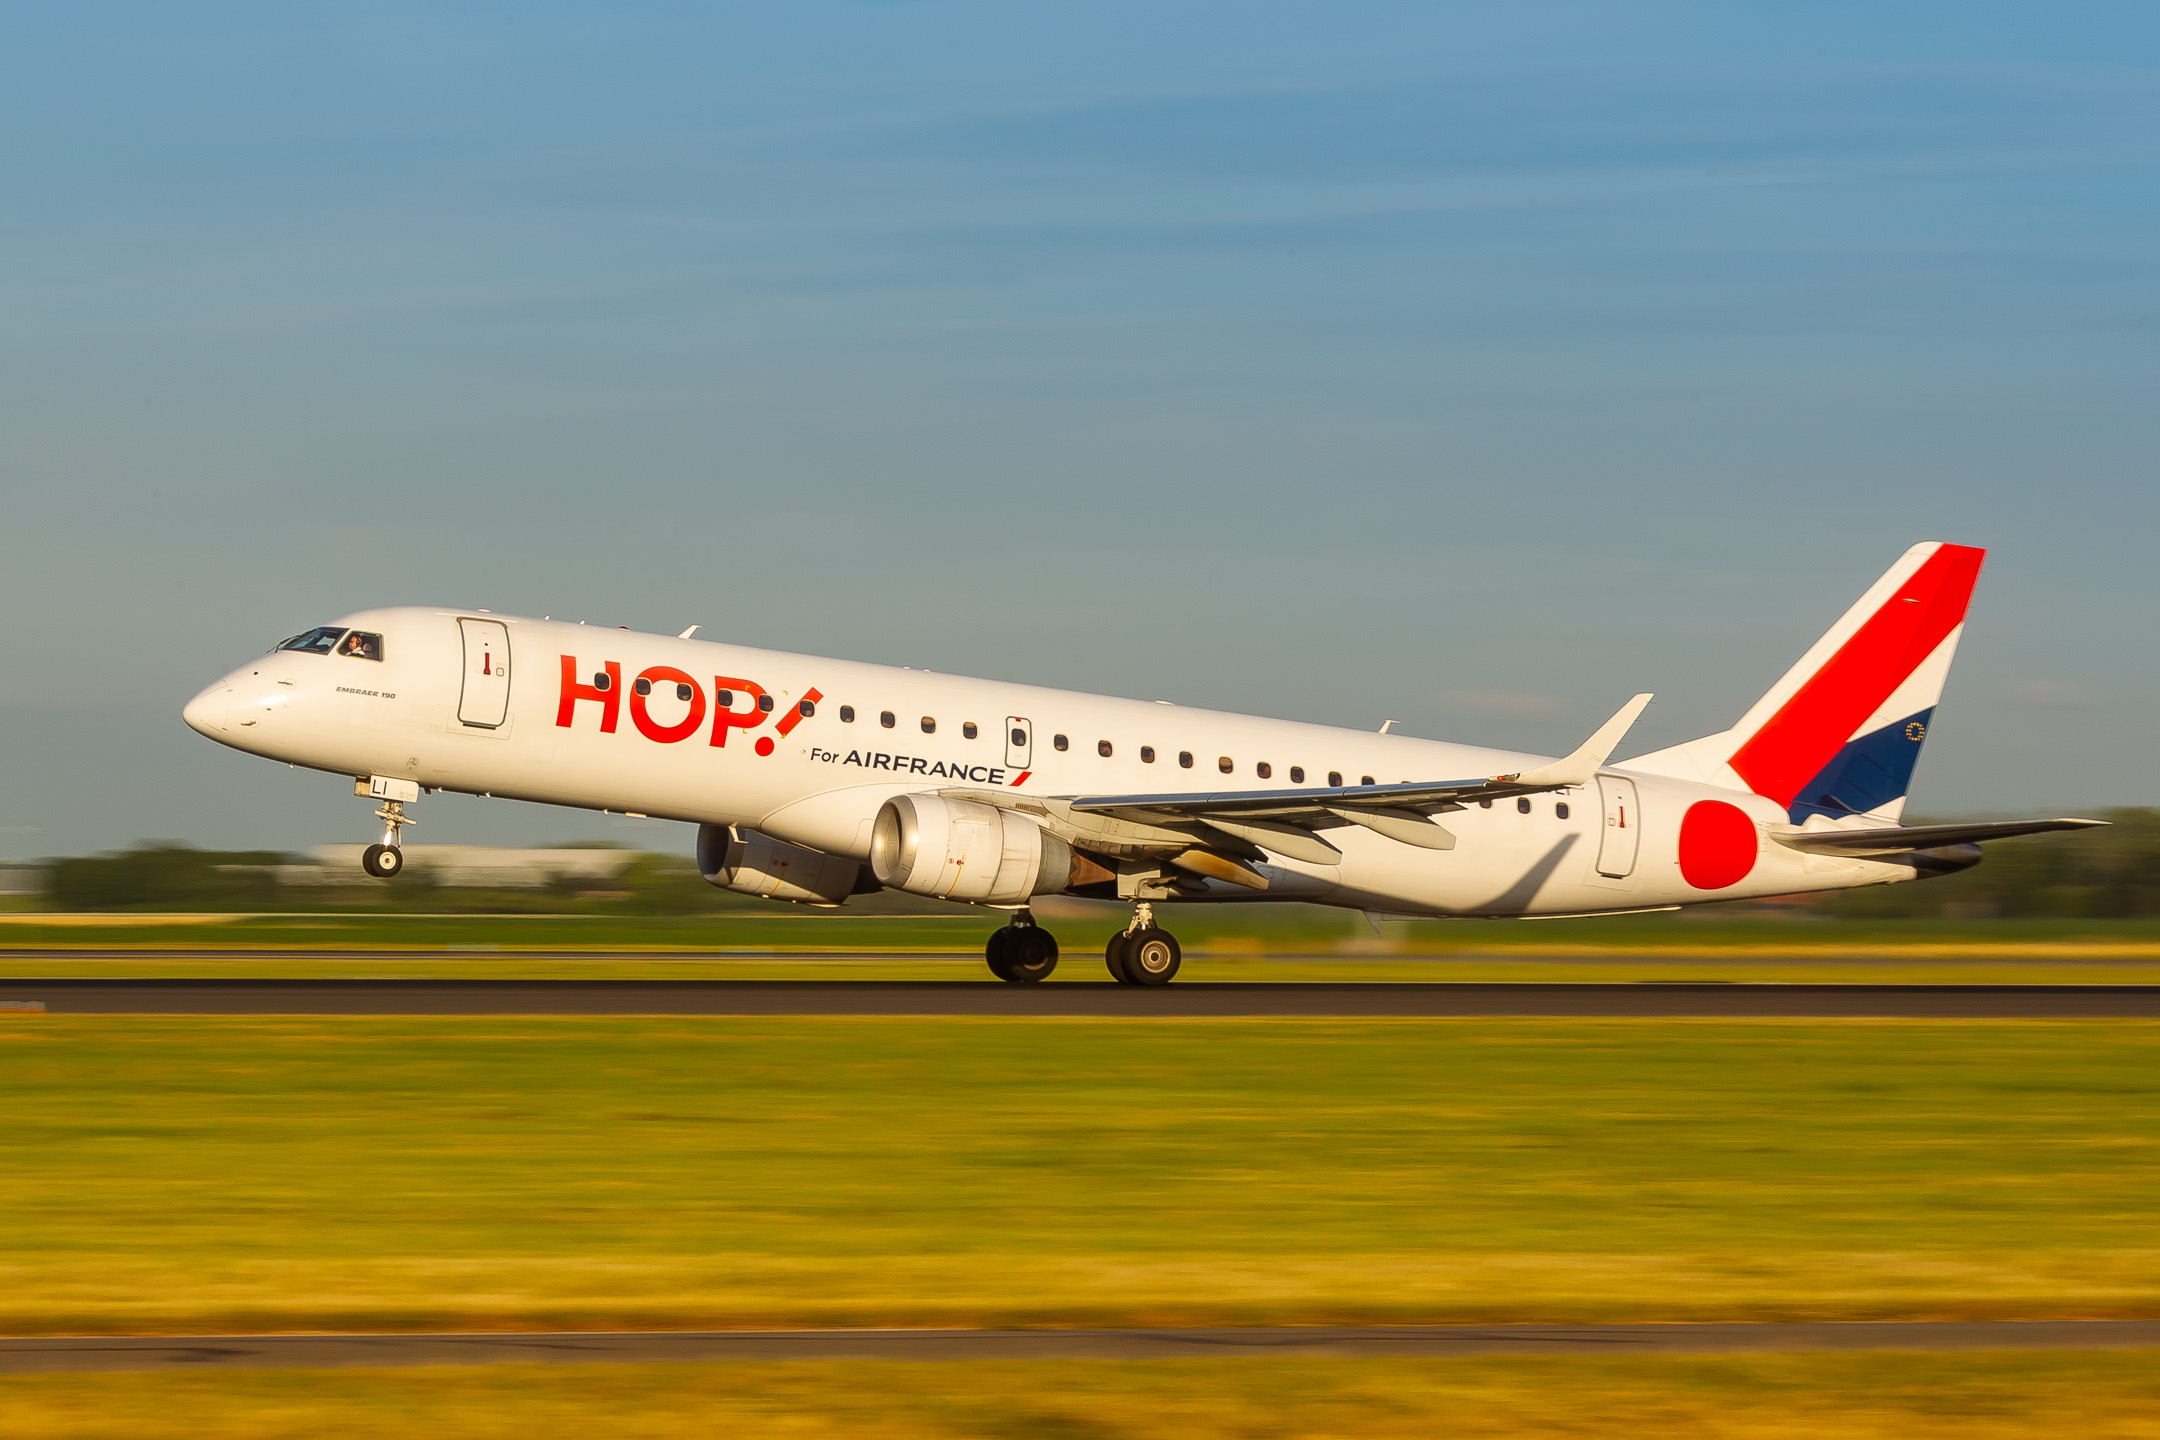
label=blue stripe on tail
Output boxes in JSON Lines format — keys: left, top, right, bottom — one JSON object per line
{"left": 1787, "top": 709, "right": 1933, "bottom": 823}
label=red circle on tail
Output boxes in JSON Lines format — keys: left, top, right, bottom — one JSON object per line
{"left": 1678, "top": 801, "right": 1758, "bottom": 889}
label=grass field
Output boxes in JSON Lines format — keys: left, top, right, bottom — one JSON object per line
{"left": 3, "top": 1015, "right": 2155, "bottom": 1335}
{"left": 6, "top": 1352, "right": 2160, "bottom": 1439}
{"left": 8, "top": 909, "right": 2160, "bottom": 988}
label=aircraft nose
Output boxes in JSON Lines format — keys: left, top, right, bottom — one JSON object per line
{"left": 183, "top": 681, "right": 232, "bottom": 736}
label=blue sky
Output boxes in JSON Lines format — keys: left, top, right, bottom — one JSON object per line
{"left": 2, "top": 2, "right": 2156, "bottom": 859}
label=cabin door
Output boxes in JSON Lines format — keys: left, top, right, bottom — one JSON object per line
{"left": 1595, "top": 775, "right": 1640, "bottom": 878}
{"left": 1004, "top": 716, "right": 1033, "bottom": 771}
{"left": 457, "top": 618, "right": 512, "bottom": 729}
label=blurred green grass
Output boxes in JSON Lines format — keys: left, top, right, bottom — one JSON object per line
{"left": 5, "top": 1352, "right": 2160, "bottom": 1440}
{"left": 2, "top": 1016, "right": 2155, "bottom": 1334}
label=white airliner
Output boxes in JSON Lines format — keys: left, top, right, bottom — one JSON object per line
{"left": 183, "top": 542, "right": 2098, "bottom": 983}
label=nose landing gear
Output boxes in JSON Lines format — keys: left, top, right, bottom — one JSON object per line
{"left": 1105, "top": 902, "right": 1181, "bottom": 986}
{"left": 357, "top": 777, "right": 418, "bottom": 879}
{"left": 986, "top": 912, "right": 1059, "bottom": 982}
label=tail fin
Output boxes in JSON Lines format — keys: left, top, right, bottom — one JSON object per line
{"left": 1626, "top": 542, "right": 1985, "bottom": 824}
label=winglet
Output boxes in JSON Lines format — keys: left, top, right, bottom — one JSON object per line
{"left": 1507, "top": 694, "right": 1654, "bottom": 788}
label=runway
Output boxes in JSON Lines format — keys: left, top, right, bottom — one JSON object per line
{"left": 4, "top": 976, "right": 2159, "bottom": 1016}
{"left": 3, "top": 1321, "right": 2155, "bottom": 1373}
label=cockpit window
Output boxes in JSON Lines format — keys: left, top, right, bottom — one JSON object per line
{"left": 275, "top": 626, "right": 346, "bottom": 655}
{"left": 338, "top": 631, "right": 384, "bottom": 661}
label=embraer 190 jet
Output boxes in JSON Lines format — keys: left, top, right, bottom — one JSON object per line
{"left": 183, "top": 542, "right": 2099, "bottom": 984}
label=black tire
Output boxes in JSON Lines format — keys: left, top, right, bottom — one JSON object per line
{"left": 985, "top": 926, "right": 1017, "bottom": 981}
{"left": 1003, "top": 926, "right": 1059, "bottom": 983}
{"left": 1126, "top": 927, "right": 1181, "bottom": 985}
{"left": 1104, "top": 931, "right": 1137, "bottom": 985}
{"left": 361, "top": 844, "right": 403, "bottom": 879}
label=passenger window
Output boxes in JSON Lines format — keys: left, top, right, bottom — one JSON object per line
{"left": 1053, "top": 734, "right": 1069, "bottom": 751}
{"left": 1256, "top": 762, "right": 1272, "bottom": 780}
{"left": 1360, "top": 775, "right": 1374, "bottom": 786}
{"left": 634, "top": 677, "right": 653, "bottom": 697}
{"left": 1479, "top": 798, "right": 1492, "bottom": 809}
{"left": 1219, "top": 757, "right": 1234, "bottom": 774}
{"left": 717, "top": 688, "right": 733, "bottom": 705}
{"left": 337, "top": 631, "right": 383, "bottom": 661}
{"left": 1327, "top": 771, "right": 1342, "bottom": 787}
{"left": 1010, "top": 727, "right": 1026, "bottom": 747}
{"left": 757, "top": 695, "right": 775, "bottom": 713}
{"left": 1140, "top": 746, "right": 1156, "bottom": 763}
{"left": 1098, "top": 740, "right": 1112, "bottom": 757}
{"left": 594, "top": 671, "right": 613, "bottom": 692}
{"left": 1179, "top": 751, "right": 1194, "bottom": 768}
{"left": 963, "top": 722, "right": 978, "bottom": 739}
{"left": 880, "top": 711, "right": 896, "bottom": 729}
{"left": 921, "top": 716, "right": 936, "bottom": 733}
{"left": 1517, "top": 797, "right": 1532, "bottom": 814}
{"left": 840, "top": 706, "right": 856, "bottom": 723}
{"left": 1290, "top": 767, "right": 1305, "bottom": 783}
{"left": 275, "top": 626, "right": 345, "bottom": 656}
{"left": 1556, "top": 802, "right": 1570, "bottom": 820}
{"left": 797, "top": 699, "right": 813, "bottom": 716}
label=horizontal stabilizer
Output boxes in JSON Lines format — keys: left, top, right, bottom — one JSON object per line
{"left": 1773, "top": 817, "right": 2107, "bottom": 857}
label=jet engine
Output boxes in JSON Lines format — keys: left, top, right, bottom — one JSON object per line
{"left": 869, "top": 794, "right": 1075, "bottom": 904}
{"left": 697, "top": 823, "right": 871, "bottom": 907}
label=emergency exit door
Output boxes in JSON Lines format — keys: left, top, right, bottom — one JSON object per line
{"left": 457, "top": 618, "right": 512, "bottom": 729}
{"left": 1596, "top": 775, "right": 1640, "bottom": 878}
{"left": 1004, "top": 716, "right": 1033, "bottom": 770}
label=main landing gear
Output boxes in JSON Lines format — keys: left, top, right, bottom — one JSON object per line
{"left": 986, "top": 912, "right": 1060, "bottom": 983}
{"left": 1105, "top": 902, "right": 1181, "bottom": 986}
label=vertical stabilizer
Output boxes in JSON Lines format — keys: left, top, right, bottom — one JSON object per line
{"left": 1624, "top": 542, "right": 1984, "bottom": 824}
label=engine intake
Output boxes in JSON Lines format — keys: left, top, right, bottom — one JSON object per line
{"left": 697, "top": 823, "right": 870, "bottom": 907}
{"left": 869, "top": 794, "right": 1075, "bottom": 904}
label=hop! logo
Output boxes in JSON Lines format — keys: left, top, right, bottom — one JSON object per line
{"left": 555, "top": 656, "right": 819, "bottom": 757}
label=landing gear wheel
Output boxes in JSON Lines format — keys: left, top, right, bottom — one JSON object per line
{"left": 1125, "top": 927, "right": 1181, "bottom": 985}
{"left": 1004, "top": 926, "right": 1058, "bottom": 983}
{"left": 987, "top": 925, "right": 1058, "bottom": 983}
{"left": 985, "top": 927, "right": 1017, "bottom": 980}
{"left": 1105, "top": 931, "right": 1138, "bottom": 985}
{"left": 361, "top": 843, "right": 404, "bottom": 879}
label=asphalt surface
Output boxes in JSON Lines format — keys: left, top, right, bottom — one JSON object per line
{"left": 3, "top": 976, "right": 2159, "bottom": 1016}
{"left": 19, "top": 946, "right": 2160, "bottom": 967}
{"left": 4, "top": 1322, "right": 2156, "bottom": 1373}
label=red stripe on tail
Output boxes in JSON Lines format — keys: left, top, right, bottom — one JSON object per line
{"left": 1729, "top": 544, "right": 1983, "bottom": 806}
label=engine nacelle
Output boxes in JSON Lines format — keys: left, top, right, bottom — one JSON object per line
{"left": 869, "top": 794, "right": 1075, "bottom": 904}
{"left": 697, "top": 823, "right": 869, "bottom": 907}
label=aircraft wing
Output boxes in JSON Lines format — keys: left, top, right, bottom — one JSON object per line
{"left": 1063, "top": 694, "right": 1654, "bottom": 860}
{"left": 1773, "top": 817, "right": 2108, "bottom": 857}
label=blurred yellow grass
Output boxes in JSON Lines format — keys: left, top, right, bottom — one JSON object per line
{"left": 5, "top": 1354, "right": 2160, "bottom": 1440}
{"left": 7, "top": 1251, "right": 2159, "bottom": 1336}
{"left": 3, "top": 1017, "right": 2156, "bottom": 1334}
